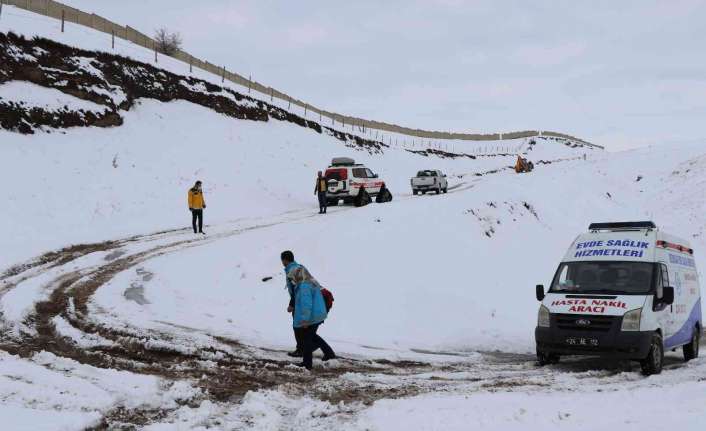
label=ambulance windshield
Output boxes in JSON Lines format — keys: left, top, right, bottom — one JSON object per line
{"left": 550, "top": 261, "right": 655, "bottom": 294}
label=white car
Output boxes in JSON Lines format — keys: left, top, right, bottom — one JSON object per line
{"left": 535, "top": 221, "right": 702, "bottom": 375}
{"left": 411, "top": 170, "right": 448, "bottom": 195}
{"left": 324, "top": 157, "right": 388, "bottom": 205}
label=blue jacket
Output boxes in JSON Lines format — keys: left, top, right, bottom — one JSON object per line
{"left": 285, "top": 262, "right": 328, "bottom": 328}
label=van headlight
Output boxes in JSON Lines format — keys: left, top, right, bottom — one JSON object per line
{"left": 621, "top": 308, "right": 642, "bottom": 331}
{"left": 537, "top": 305, "right": 550, "bottom": 328}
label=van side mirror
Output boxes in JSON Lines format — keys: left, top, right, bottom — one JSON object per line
{"left": 661, "top": 286, "right": 674, "bottom": 305}
{"left": 536, "top": 284, "right": 545, "bottom": 301}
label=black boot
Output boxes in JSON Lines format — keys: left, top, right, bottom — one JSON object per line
{"left": 287, "top": 349, "right": 303, "bottom": 358}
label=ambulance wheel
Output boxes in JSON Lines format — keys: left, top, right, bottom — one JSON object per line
{"left": 536, "top": 350, "right": 560, "bottom": 366}
{"left": 640, "top": 333, "right": 664, "bottom": 375}
{"left": 683, "top": 326, "right": 700, "bottom": 361}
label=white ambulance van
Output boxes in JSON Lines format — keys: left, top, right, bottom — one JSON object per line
{"left": 535, "top": 221, "right": 702, "bottom": 375}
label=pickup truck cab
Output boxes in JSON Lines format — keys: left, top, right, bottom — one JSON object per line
{"left": 411, "top": 170, "right": 448, "bottom": 195}
{"left": 324, "top": 157, "right": 387, "bottom": 205}
{"left": 535, "top": 221, "right": 702, "bottom": 375}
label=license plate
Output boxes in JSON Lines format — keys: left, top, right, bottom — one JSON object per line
{"left": 566, "top": 337, "right": 599, "bottom": 347}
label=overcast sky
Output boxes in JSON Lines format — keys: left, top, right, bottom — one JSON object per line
{"left": 62, "top": 0, "right": 706, "bottom": 150}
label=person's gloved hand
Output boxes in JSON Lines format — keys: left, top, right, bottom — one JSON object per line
{"left": 189, "top": 207, "right": 193, "bottom": 211}
{"left": 203, "top": 204, "right": 207, "bottom": 209}
{"left": 287, "top": 306, "right": 293, "bottom": 313}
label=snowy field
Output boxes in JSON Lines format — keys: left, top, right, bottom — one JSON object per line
{"left": 1, "top": 5, "right": 705, "bottom": 430}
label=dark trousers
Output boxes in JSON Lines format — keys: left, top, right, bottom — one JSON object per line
{"left": 191, "top": 209, "right": 203, "bottom": 233}
{"left": 297, "top": 323, "right": 335, "bottom": 369}
{"left": 293, "top": 327, "right": 303, "bottom": 351}
{"left": 318, "top": 192, "right": 327, "bottom": 213}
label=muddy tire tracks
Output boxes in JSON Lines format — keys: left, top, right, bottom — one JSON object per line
{"left": 0, "top": 213, "right": 476, "bottom": 427}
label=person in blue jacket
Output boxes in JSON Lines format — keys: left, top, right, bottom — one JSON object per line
{"left": 281, "top": 250, "right": 335, "bottom": 369}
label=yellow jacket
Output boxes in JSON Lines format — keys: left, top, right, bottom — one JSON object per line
{"left": 315, "top": 177, "right": 327, "bottom": 194}
{"left": 188, "top": 188, "right": 206, "bottom": 209}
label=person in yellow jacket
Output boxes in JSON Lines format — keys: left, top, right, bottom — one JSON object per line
{"left": 314, "top": 171, "right": 328, "bottom": 214}
{"left": 188, "top": 181, "right": 206, "bottom": 234}
{"left": 515, "top": 155, "right": 525, "bottom": 173}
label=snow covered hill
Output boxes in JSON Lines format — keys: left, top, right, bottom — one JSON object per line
{"left": 0, "top": 7, "right": 705, "bottom": 431}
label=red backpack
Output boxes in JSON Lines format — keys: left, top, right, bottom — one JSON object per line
{"left": 321, "top": 288, "right": 334, "bottom": 312}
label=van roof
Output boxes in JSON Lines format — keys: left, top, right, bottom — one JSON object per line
{"left": 588, "top": 221, "right": 656, "bottom": 231}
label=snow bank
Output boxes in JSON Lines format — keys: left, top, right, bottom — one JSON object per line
{"left": 0, "top": 80, "right": 107, "bottom": 112}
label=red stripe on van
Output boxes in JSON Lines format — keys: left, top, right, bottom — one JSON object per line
{"left": 656, "top": 240, "right": 694, "bottom": 255}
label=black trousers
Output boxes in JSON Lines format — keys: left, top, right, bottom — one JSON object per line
{"left": 191, "top": 209, "right": 203, "bottom": 233}
{"left": 293, "top": 327, "right": 303, "bottom": 351}
{"left": 318, "top": 192, "right": 327, "bottom": 213}
{"left": 296, "top": 323, "right": 335, "bottom": 369}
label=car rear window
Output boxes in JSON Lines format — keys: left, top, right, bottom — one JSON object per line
{"left": 417, "top": 170, "right": 436, "bottom": 177}
{"left": 325, "top": 168, "right": 348, "bottom": 181}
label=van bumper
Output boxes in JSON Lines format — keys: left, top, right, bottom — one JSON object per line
{"left": 535, "top": 326, "right": 653, "bottom": 359}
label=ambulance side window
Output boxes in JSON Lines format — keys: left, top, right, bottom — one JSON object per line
{"left": 660, "top": 264, "right": 670, "bottom": 287}
{"left": 655, "top": 264, "right": 669, "bottom": 298}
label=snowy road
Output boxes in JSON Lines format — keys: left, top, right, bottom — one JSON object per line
{"left": 1, "top": 202, "right": 704, "bottom": 429}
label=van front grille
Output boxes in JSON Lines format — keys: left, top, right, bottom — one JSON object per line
{"left": 554, "top": 314, "right": 617, "bottom": 332}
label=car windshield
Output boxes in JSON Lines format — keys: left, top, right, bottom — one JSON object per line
{"left": 550, "top": 261, "right": 655, "bottom": 295}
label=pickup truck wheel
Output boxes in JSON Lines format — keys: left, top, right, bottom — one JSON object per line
{"left": 421, "top": 190, "right": 426, "bottom": 195}
{"left": 435, "top": 188, "right": 441, "bottom": 194}
{"left": 537, "top": 349, "right": 560, "bottom": 366}
{"left": 683, "top": 326, "right": 700, "bottom": 361}
{"left": 640, "top": 333, "right": 664, "bottom": 375}
{"left": 443, "top": 187, "right": 448, "bottom": 193}
{"left": 413, "top": 190, "right": 418, "bottom": 195}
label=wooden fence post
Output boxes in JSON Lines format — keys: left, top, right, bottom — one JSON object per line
{"left": 304, "top": 105, "right": 307, "bottom": 117}
{"left": 154, "top": 41, "right": 157, "bottom": 62}
{"left": 189, "top": 58, "right": 192, "bottom": 73}
{"left": 61, "top": 9, "right": 65, "bottom": 32}
{"left": 287, "top": 97, "right": 291, "bottom": 110}
{"left": 247, "top": 75, "right": 251, "bottom": 93}
{"left": 221, "top": 66, "right": 225, "bottom": 83}
{"left": 111, "top": 29, "right": 115, "bottom": 48}
{"left": 270, "top": 88, "right": 273, "bottom": 102}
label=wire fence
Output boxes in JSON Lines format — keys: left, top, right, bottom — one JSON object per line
{"left": 0, "top": 0, "right": 602, "bottom": 149}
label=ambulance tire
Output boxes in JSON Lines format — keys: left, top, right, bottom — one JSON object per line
{"left": 683, "top": 326, "right": 700, "bottom": 361}
{"left": 640, "top": 333, "right": 664, "bottom": 375}
{"left": 536, "top": 350, "right": 560, "bottom": 366}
